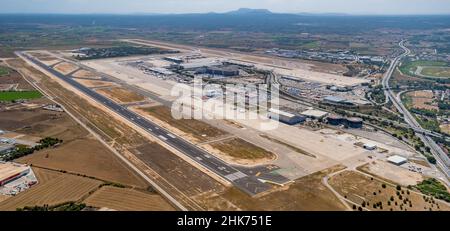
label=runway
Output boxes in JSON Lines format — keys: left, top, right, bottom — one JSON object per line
{"left": 20, "top": 52, "right": 271, "bottom": 196}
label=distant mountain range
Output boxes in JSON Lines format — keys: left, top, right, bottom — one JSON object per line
{"left": 128, "top": 8, "right": 349, "bottom": 17}
{"left": 226, "top": 8, "right": 273, "bottom": 15}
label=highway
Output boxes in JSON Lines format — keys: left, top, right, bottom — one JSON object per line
{"left": 20, "top": 52, "right": 272, "bottom": 196}
{"left": 382, "top": 41, "right": 450, "bottom": 179}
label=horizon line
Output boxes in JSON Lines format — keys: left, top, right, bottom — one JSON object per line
{"left": 1, "top": 12, "right": 450, "bottom": 17}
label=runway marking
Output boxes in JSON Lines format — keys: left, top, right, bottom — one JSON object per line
{"left": 158, "top": 135, "right": 168, "bottom": 141}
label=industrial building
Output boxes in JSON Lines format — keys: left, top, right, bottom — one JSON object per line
{"left": 0, "top": 144, "right": 15, "bottom": 155}
{"left": 0, "top": 162, "right": 30, "bottom": 186}
{"left": 268, "top": 108, "right": 306, "bottom": 125}
{"left": 327, "top": 85, "right": 351, "bottom": 92}
{"left": 363, "top": 143, "right": 377, "bottom": 150}
{"left": 323, "top": 96, "right": 354, "bottom": 106}
{"left": 326, "top": 115, "right": 363, "bottom": 128}
{"left": 387, "top": 155, "right": 408, "bottom": 166}
{"left": 327, "top": 114, "right": 344, "bottom": 126}
{"left": 346, "top": 117, "right": 363, "bottom": 128}
{"left": 164, "top": 56, "right": 184, "bottom": 64}
{"left": 301, "top": 109, "right": 328, "bottom": 119}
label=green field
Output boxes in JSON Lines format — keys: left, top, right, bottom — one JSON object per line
{"left": 0, "top": 66, "right": 10, "bottom": 76}
{"left": 399, "top": 60, "right": 448, "bottom": 78}
{"left": 301, "top": 41, "right": 320, "bottom": 49}
{"left": 0, "top": 91, "right": 42, "bottom": 101}
{"left": 421, "top": 67, "right": 450, "bottom": 78}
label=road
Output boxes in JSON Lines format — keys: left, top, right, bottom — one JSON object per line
{"left": 19, "top": 52, "right": 272, "bottom": 196}
{"left": 382, "top": 41, "right": 450, "bottom": 179}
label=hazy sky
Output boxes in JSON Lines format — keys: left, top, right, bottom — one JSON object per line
{"left": 1, "top": 0, "right": 450, "bottom": 15}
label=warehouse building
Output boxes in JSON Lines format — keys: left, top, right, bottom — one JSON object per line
{"left": 322, "top": 96, "right": 354, "bottom": 106}
{"left": 268, "top": 108, "right": 306, "bottom": 125}
{"left": 363, "top": 143, "right": 377, "bottom": 150}
{"left": 387, "top": 155, "right": 408, "bottom": 166}
{"left": 301, "top": 109, "right": 329, "bottom": 119}
{"left": 0, "top": 162, "right": 30, "bottom": 186}
{"left": 164, "top": 56, "right": 184, "bottom": 64}
{"left": 327, "top": 114, "right": 344, "bottom": 126}
{"left": 346, "top": 117, "right": 363, "bottom": 128}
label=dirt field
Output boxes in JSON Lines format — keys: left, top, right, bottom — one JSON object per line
{"left": 138, "top": 105, "right": 228, "bottom": 142}
{"left": 360, "top": 160, "right": 424, "bottom": 186}
{"left": 208, "top": 138, "right": 277, "bottom": 164}
{"left": 133, "top": 142, "right": 225, "bottom": 197}
{"left": 96, "top": 87, "right": 145, "bottom": 104}
{"left": 195, "top": 165, "right": 347, "bottom": 210}
{"left": 0, "top": 168, "right": 102, "bottom": 211}
{"left": 83, "top": 186, "right": 175, "bottom": 211}
{"left": 32, "top": 167, "right": 63, "bottom": 184}
{"left": 18, "top": 138, "right": 149, "bottom": 188}
{"left": 406, "top": 90, "right": 437, "bottom": 111}
{"left": 0, "top": 66, "right": 33, "bottom": 90}
{"left": 54, "top": 62, "right": 79, "bottom": 75}
{"left": 440, "top": 123, "right": 450, "bottom": 135}
{"left": 72, "top": 69, "right": 102, "bottom": 79}
{"left": 74, "top": 79, "right": 118, "bottom": 88}
{"left": 329, "top": 170, "right": 450, "bottom": 211}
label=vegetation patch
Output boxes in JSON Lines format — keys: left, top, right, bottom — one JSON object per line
{"left": 399, "top": 60, "right": 448, "bottom": 77}
{"left": 0, "top": 91, "right": 42, "bottom": 102}
{"left": 17, "top": 202, "right": 87, "bottom": 211}
{"left": 0, "top": 66, "right": 10, "bottom": 76}
{"left": 421, "top": 67, "right": 450, "bottom": 78}
{"left": 415, "top": 178, "right": 450, "bottom": 203}
{"left": 1, "top": 137, "right": 63, "bottom": 161}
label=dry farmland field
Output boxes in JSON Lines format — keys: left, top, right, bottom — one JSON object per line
{"left": 328, "top": 170, "right": 450, "bottom": 211}
{"left": 83, "top": 186, "right": 175, "bottom": 211}
{"left": 96, "top": 87, "right": 145, "bottom": 104}
{"left": 0, "top": 168, "right": 102, "bottom": 211}
{"left": 405, "top": 90, "right": 437, "bottom": 111}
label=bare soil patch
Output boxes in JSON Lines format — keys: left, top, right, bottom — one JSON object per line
{"left": 208, "top": 138, "right": 277, "bottom": 165}
{"left": 54, "top": 62, "right": 79, "bottom": 75}
{"left": 329, "top": 170, "right": 450, "bottom": 211}
{"left": 72, "top": 70, "right": 102, "bottom": 79}
{"left": 75, "top": 79, "right": 118, "bottom": 88}
{"left": 137, "top": 105, "right": 228, "bottom": 142}
{"left": 196, "top": 165, "right": 347, "bottom": 210}
{"left": 96, "top": 87, "right": 145, "bottom": 104}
